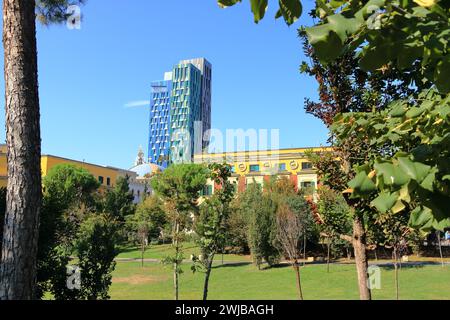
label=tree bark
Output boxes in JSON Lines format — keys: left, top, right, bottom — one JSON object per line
{"left": 393, "top": 246, "right": 399, "bottom": 300}
{"left": 352, "top": 216, "right": 371, "bottom": 300}
{"left": 173, "top": 220, "right": 180, "bottom": 301}
{"left": 202, "top": 253, "right": 214, "bottom": 301}
{"left": 327, "top": 237, "right": 331, "bottom": 273}
{"left": 437, "top": 231, "right": 444, "bottom": 268}
{"left": 293, "top": 261, "right": 303, "bottom": 300}
{"left": 0, "top": 0, "right": 42, "bottom": 300}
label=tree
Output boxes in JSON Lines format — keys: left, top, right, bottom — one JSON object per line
{"left": 0, "top": 0, "right": 86, "bottom": 299}
{"left": 192, "top": 163, "right": 234, "bottom": 300}
{"left": 126, "top": 195, "right": 166, "bottom": 267}
{"left": 239, "top": 182, "right": 280, "bottom": 269}
{"left": 151, "top": 164, "right": 208, "bottom": 300}
{"left": 73, "top": 214, "right": 119, "bottom": 300}
{"left": 37, "top": 164, "right": 100, "bottom": 299}
{"left": 103, "top": 175, "right": 135, "bottom": 222}
{"left": 316, "top": 187, "right": 352, "bottom": 272}
{"left": 276, "top": 194, "right": 314, "bottom": 300}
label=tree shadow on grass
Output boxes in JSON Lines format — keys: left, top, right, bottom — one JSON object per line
{"left": 212, "top": 262, "right": 253, "bottom": 269}
{"left": 376, "top": 262, "right": 430, "bottom": 271}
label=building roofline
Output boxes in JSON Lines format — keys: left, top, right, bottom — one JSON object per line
{"left": 193, "top": 146, "right": 333, "bottom": 157}
{"left": 41, "top": 154, "right": 133, "bottom": 173}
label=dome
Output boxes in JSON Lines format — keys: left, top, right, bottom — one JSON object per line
{"left": 129, "top": 163, "right": 164, "bottom": 178}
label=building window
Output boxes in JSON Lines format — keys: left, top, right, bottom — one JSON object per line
{"left": 301, "top": 181, "right": 316, "bottom": 189}
{"left": 249, "top": 164, "right": 260, "bottom": 172}
{"left": 106, "top": 177, "right": 111, "bottom": 186}
{"left": 302, "top": 162, "right": 313, "bottom": 170}
{"left": 201, "top": 185, "right": 213, "bottom": 196}
{"left": 278, "top": 163, "right": 286, "bottom": 171}
{"left": 98, "top": 176, "right": 104, "bottom": 184}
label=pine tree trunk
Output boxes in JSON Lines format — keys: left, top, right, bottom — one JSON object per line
{"left": 0, "top": 0, "right": 42, "bottom": 300}
{"left": 202, "top": 254, "right": 214, "bottom": 301}
{"left": 293, "top": 261, "right": 303, "bottom": 300}
{"left": 352, "top": 216, "right": 371, "bottom": 300}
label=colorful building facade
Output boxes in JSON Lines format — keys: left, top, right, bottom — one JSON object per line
{"left": 149, "top": 58, "right": 212, "bottom": 167}
{"left": 194, "top": 147, "right": 332, "bottom": 195}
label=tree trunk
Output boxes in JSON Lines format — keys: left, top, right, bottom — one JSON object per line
{"left": 303, "top": 234, "right": 306, "bottom": 266}
{"left": 202, "top": 253, "right": 214, "bottom": 301}
{"left": 352, "top": 216, "right": 371, "bottom": 300}
{"left": 173, "top": 220, "right": 180, "bottom": 300}
{"left": 141, "top": 235, "right": 145, "bottom": 268}
{"left": 393, "top": 246, "right": 399, "bottom": 300}
{"left": 437, "top": 231, "right": 444, "bottom": 268}
{"left": 327, "top": 237, "right": 331, "bottom": 273}
{"left": 0, "top": 0, "right": 42, "bottom": 300}
{"left": 293, "top": 261, "right": 303, "bottom": 300}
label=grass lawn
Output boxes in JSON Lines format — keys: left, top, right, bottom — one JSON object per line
{"left": 109, "top": 260, "right": 450, "bottom": 300}
{"left": 117, "top": 242, "right": 252, "bottom": 262}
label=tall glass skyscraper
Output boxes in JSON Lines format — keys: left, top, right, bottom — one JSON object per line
{"left": 148, "top": 58, "right": 211, "bottom": 168}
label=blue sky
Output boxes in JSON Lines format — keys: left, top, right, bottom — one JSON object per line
{"left": 0, "top": 0, "right": 328, "bottom": 169}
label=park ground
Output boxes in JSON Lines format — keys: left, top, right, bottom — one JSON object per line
{"left": 110, "top": 244, "right": 450, "bottom": 300}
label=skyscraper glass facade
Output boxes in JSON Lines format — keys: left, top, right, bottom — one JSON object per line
{"left": 149, "top": 80, "right": 172, "bottom": 168}
{"left": 148, "top": 58, "right": 211, "bottom": 167}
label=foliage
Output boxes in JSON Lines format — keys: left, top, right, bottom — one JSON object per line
{"left": 194, "top": 164, "right": 234, "bottom": 266}
{"left": 317, "top": 187, "right": 352, "bottom": 237}
{"left": 43, "top": 164, "right": 100, "bottom": 211}
{"left": 276, "top": 194, "right": 314, "bottom": 261}
{"left": 151, "top": 164, "right": 208, "bottom": 299}
{"left": 240, "top": 182, "right": 280, "bottom": 268}
{"left": 305, "top": 0, "right": 450, "bottom": 93}
{"left": 36, "top": 0, "right": 86, "bottom": 25}
{"left": 71, "top": 214, "right": 119, "bottom": 300}
{"left": 127, "top": 195, "right": 166, "bottom": 242}
{"left": 333, "top": 89, "right": 450, "bottom": 231}
{"left": 217, "top": 0, "right": 302, "bottom": 25}
{"left": 37, "top": 164, "right": 101, "bottom": 299}
{"left": 103, "top": 175, "right": 135, "bottom": 222}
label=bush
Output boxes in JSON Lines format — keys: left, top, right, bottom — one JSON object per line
{"left": 72, "top": 214, "right": 119, "bottom": 300}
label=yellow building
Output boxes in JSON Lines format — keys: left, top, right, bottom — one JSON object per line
{"left": 0, "top": 144, "right": 138, "bottom": 191}
{"left": 194, "top": 147, "right": 332, "bottom": 195}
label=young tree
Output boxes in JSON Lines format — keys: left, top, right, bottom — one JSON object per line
{"left": 316, "top": 187, "right": 352, "bottom": 272}
{"left": 73, "top": 214, "right": 119, "bottom": 300}
{"left": 276, "top": 194, "right": 314, "bottom": 300}
{"left": 192, "top": 163, "right": 234, "bottom": 300}
{"left": 240, "top": 182, "right": 280, "bottom": 269}
{"left": 126, "top": 195, "right": 166, "bottom": 267}
{"left": 151, "top": 164, "right": 208, "bottom": 300}
{"left": 0, "top": 0, "right": 85, "bottom": 300}
{"left": 103, "top": 175, "right": 135, "bottom": 222}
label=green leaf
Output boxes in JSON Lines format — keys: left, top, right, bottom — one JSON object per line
{"left": 434, "top": 57, "right": 450, "bottom": 94}
{"left": 371, "top": 192, "right": 398, "bottom": 213}
{"left": 409, "top": 206, "right": 434, "bottom": 231}
{"left": 348, "top": 171, "right": 376, "bottom": 195}
{"left": 397, "top": 157, "right": 432, "bottom": 183}
{"left": 277, "top": 0, "right": 302, "bottom": 25}
{"left": 374, "top": 161, "right": 410, "bottom": 188}
{"left": 305, "top": 24, "right": 344, "bottom": 62}
{"left": 218, "top": 0, "right": 242, "bottom": 8}
{"left": 250, "top": 0, "right": 268, "bottom": 23}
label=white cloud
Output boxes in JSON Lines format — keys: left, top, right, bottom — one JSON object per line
{"left": 124, "top": 100, "right": 150, "bottom": 108}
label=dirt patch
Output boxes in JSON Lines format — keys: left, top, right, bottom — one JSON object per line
{"left": 114, "top": 274, "right": 167, "bottom": 285}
